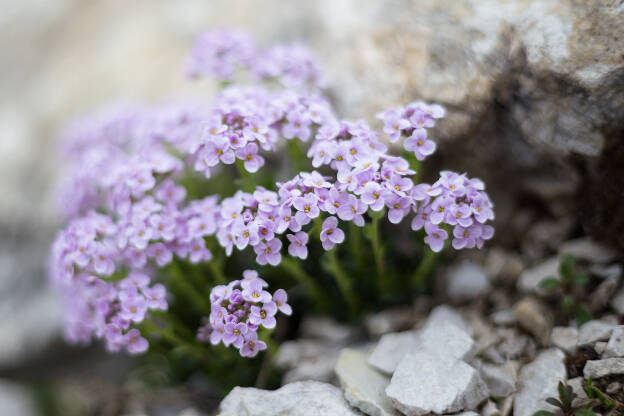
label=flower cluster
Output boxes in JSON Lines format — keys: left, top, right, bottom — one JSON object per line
{"left": 49, "top": 28, "right": 495, "bottom": 358}
{"left": 188, "top": 28, "right": 322, "bottom": 87}
{"left": 197, "top": 270, "right": 291, "bottom": 357}
{"left": 377, "top": 102, "right": 445, "bottom": 161}
{"left": 49, "top": 212, "right": 168, "bottom": 353}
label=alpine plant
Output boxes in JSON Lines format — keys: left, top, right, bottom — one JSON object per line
{"left": 49, "top": 28, "right": 494, "bottom": 357}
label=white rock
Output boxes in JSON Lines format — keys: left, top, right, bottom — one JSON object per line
{"left": 594, "top": 341, "right": 608, "bottom": 355}
{"left": 369, "top": 305, "right": 471, "bottom": 374}
{"left": 578, "top": 320, "right": 615, "bottom": 345}
{"left": 0, "top": 380, "right": 37, "bottom": 416}
{"left": 275, "top": 340, "right": 341, "bottom": 384}
{"left": 446, "top": 261, "right": 491, "bottom": 302}
{"left": 513, "top": 297, "right": 552, "bottom": 344}
{"left": 583, "top": 358, "right": 624, "bottom": 379}
{"left": 517, "top": 257, "right": 559, "bottom": 294}
{"left": 478, "top": 363, "right": 517, "bottom": 397}
{"left": 559, "top": 238, "right": 619, "bottom": 263}
{"left": 386, "top": 350, "right": 487, "bottom": 416}
{"left": 567, "top": 377, "right": 588, "bottom": 401}
{"left": 365, "top": 306, "right": 417, "bottom": 336}
{"left": 550, "top": 327, "right": 578, "bottom": 353}
{"left": 514, "top": 349, "right": 566, "bottom": 416}
{"left": 611, "top": 288, "right": 624, "bottom": 315}
{"left": 368, "top": 330, "right": 419, "bottom": 375}
{"left": 425, "top": 305, "right": 472, "bottom": 336}
{"left": 489, "top": 309, "right": 516, "bottom": 326}
{"left": 217, "top": 381, "right": 360, "bottom": 416}
{"left": 481, "top": 400, "right": 500, "bottom": 416}
{"left": 335, "top": 348, "right": 398, "bottom": 416}
{"left": 604, "top": 326, "right": 624, "bottom": 358}
{"left": 300, "top": 317, "right": 355, "bottom": 344}
{"left": 417, "top": 321, "right": 477, "bottom": 362}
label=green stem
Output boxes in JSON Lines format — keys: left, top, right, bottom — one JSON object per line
{"left": 326, "top": 249, "right": 357, "bottom": 316}
{"left": 370, "top": 216, "right": 386, "bottom": 284}
{"left": 287, "top": 139, "right": 304, "bottom": 174}
{"left": 410, "top": 247, "right": 439, "bottom": 291}
{"left": 208, "top": 260, "right": 227, "bottom": 285}
{"left": 280, "top": 257, "right": 326, "bottom": 308}
{"left": 235, "top": 159, "right": 256, "bottom": 192}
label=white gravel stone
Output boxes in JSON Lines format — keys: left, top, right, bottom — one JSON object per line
{"left": 446, "top": 261, "right": 491, "bottom": 302}
{"left": 583, "top": 358, "right": 624, "bottom": 379}
{"left": 217, "top": 381, "right": 360, "bottom": 416}
{"left": 513, "top": 297, "right": 552, "bottom": 344}
{"left": 417, "top": 321, "right": 477, "bottom": 362}
{"left": 550, "top": 327, "right": 578, "bottom": 353}
{"left": 517, "top": 257, "right": 559, "bottom": 294}
{"left": 514, "top": 349, "right": 567, "bottom": 416}
{"left": 489, "top": 309, "right": 516, "bottom": 326}
{"left": 368, "top": 330, "right": 420, "bottom": 375}
{"left": 478, "top": 362, "right": 517, "bottom": 397}
{"left": 0, "top": 380, "right": 37, "bottom": 416}
{"left": 604, "top": 326, "right": 624, "bottom": 358}
{"left": 385, "top": 350, "right": 487, "bottom": 416}
{"left": 559, "top": 238, "right": 619, "bottom": 263}
{"left": 369, "top": 305, "right": 471, "bottom": 374}
{"left": 578, "top": 320, "right": 615, "bottom": 345}
{"left": 425, "top": 305, "right": 472, "bottom": 336}
{"left": 335, "top": 348, "right": 398, "bottom": 416}
{"left": 612, "top": 288, "right": 624, "bottom": 315}
{"left": 481, "top": 400, "right": 500, "bottom": 416}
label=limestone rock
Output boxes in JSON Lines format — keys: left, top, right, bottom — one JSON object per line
{"left": 300, "top": 317, "right": 355, "bottom": 344}
{"left": 385, "top": 350, "right": 487, "bottom": 416}
{"left": 0, "top": 380, "right": 37, "bottom": 416}
{"left": 578, "top": 320, "right": 615, "bottom": 345}
{"left": 446, "top": 261, "right": 491, "bottom": 302}
{"left": 478, "top": 362, "right": 517, "bottom": 398}
{"left": 550, "top": 327, "right": 578, "bottom": 353}
{"left": 604, "top": 326, "right": 624, "bottom": 358}
{"left": 368, "top": 330, "right": 419, "bottom": 375}
{"left": 517, "top": 258, "right": 559, "bottom": 294}
{"left": 217, "top": 381, "right": 360, "bottom": 416}
{"left": 514, "top": 349, "right": 567, "bottom": 416}
{"left": 513, "top": 297, "right": 552, "bottom": 344}
{"left": 583, "top": 358, "right": 624, "bottom": 379}
{"left": 364, "top": 306, "right": 418, "bottom": 337}
{"left": 559, "top": 238, "right": 619, "bottom": 264}
{"left": 335, "top": 348, "right": 398, "bottom": 416}
{"left": 274, "top": 340, "right": 341, "bottom": 384}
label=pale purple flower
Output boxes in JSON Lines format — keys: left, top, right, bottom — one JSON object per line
{"left": 143, "top": 283, "right": 168, "bottom": 311}
{"left": 125, "top": 329, "right": 149, "bottom": 354}
{"left": 429, "top": 197, "right": 453, "bottom": 225}
{"left": 404, "top": 128, "right": 436, "bottom": 160}
{"left": 254, "top": 238, "right": 282, "bottom": 266}
{"left": 379, "top": 109, "right": 410, "bottom": 142}
{"left": 249, "top": 301, "right": 277, "bottom": 328}
{"left": 361, "top": 182, "right": 385, "bottom": 211}
{"left": 282, "top": 112, "right": 311, "bottom": 141}
{"left": 120, "top": 296, "right": 148, "bottom": 323}
{"left": 386, "top": 195, "right": 412, "bottom": 224}
{"left": 223, "top": 322, "right": 248, "bottom": 348}
{"left": 233, "top": 220, "right": 260, "bottom": 250}
{"left": 452, "top": 225, "right": 480, "bottom": 249}
{"left": 273, "top": 289, "right": 292, "bottom": 315}
{"left": 293, "top": 194, "right": 320, "bottom": 225}
{"left": 320, "top": 216, "right": 344, "bottom": 250}
{"left": 209, "top": 322, "right": 226, "bottom": 345}
{"left": 240, "top": 331, "right": 267, "bottom": 358}
{"left": 146, "top": 242, "right": 173, "bottom": 267}
{"left": 424, "top": 222, "right": 448, "bottom": 252}
{"left": 287, "top": 231, "right": 308, "bottom": 259}
{"left": 199, "top": 136, "right": 235, "bottom": 166}
{"left": 93, "top": 245, "right": 115, "bottom": 276}
{"left": 236, "top": 142, "right": 265, "bottom": 172}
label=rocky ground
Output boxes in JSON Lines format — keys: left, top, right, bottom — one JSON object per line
{"left": 1, "top": 0, "right": 622, "bottom": 415}
{"left": 215, "top": 238, "right": 623, "bottom": 416}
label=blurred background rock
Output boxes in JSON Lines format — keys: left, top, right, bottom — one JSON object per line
{"left": 1, "top": 0, "right": 622, "bottom": 414}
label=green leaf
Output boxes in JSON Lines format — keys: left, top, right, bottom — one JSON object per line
{"left": 367, "top": 208, "right": 386, "bottom": 220}
{"left": 575, "top": 410, "right": 597, "bottom": 416}
{"left": 575, "top": 305, "right": 593, "bottom": 326}
{"left": 533, "top": 411, "right": 556, "bottom": 416}
{"left": 546, "top": 397, "right": 563, "bottom": 408}
{"left": 539, "top": 277, "right": 561, "bottom": 291}
{"left": 562, "top": 295, "right": 575, "bottom": 312}
{"left": 572, "top": 272, "right": 588, "bottom": 285}
{"left": 559, "top": 254, "right": 576, "bottom": 279}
